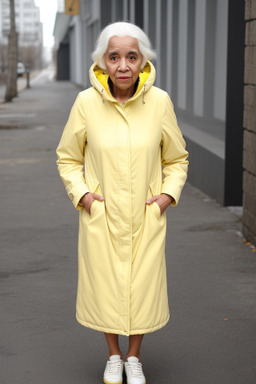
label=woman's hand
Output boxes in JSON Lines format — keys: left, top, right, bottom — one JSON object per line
{"left": 79, "top": 192, "right": 104, "bottom": 214}
{"left": 146, "top": 193, "right": 174, "bottom": 215}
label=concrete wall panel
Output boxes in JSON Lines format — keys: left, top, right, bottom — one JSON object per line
{"left": 193, "top": 0, "right": 206, "bottom": 117}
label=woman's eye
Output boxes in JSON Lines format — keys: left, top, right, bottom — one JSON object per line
{"left": 110, "top": 56, "right": 118, "bottom": 61}
{"left": 129, "top": 56, "right": 136, "bottom": 61}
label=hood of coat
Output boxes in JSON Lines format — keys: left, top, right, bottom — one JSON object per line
{"left": 89, "top": 61, "right": 156, "bottom": 104}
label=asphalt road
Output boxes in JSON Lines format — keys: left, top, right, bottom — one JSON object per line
{"left": 0, "top": 70, "right": 256, "bottom": 384}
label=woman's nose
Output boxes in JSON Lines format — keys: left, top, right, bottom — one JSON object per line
{"left": 118, "top": 58, "right": 128, "bottom": 71}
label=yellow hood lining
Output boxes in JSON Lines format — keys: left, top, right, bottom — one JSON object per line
{"left": 93, "top": 62, "right": 151, "bottom": 99}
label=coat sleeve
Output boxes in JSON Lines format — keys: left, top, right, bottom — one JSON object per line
{"left": 161, "top": 94, "right": 189, "bottom": 206}
{"left": 56, "top": 93, "right": 89, "bottom": 210}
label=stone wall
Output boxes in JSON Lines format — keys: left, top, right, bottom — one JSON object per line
{"left": 243, "top": 0, "right": 256, "bottom": 245}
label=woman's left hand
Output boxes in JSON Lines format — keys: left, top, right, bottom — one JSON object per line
{"left": 146, "top": 193, "right": 174, "bottom": 215}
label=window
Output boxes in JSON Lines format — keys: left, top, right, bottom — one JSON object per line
{"left": 23, "top": 2, "right": 31, "bottom": 8}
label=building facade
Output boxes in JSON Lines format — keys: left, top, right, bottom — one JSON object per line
{"left": 0, "top": 0, "right": 42, "bottom": 46}
{"left": 54, "top": 0, "right": 245, "bottom": 208}
{"left": 243, "top": 0, "right": 256, "bottom": 246}
{"left": 0, "top": 0, "right": 43, "bottom": 70}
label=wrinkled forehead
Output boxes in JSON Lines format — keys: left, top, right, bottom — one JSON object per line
{"left": 105, "top": 36, "right": 141, "bottom": 55}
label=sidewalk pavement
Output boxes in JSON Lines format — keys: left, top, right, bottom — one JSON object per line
{"left": 0, "top": 71, "right": 255, "bottom": 384}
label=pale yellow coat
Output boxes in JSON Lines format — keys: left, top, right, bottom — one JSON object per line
{"left": 56, "top": 61, "right": 188, "bottom": 336}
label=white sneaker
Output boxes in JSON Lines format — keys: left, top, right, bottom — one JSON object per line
{"left": 103, "top": 355, "right": 123, "bottom": 384}
{"left": 125, "top": 357, "right": 146, "bottom": 384}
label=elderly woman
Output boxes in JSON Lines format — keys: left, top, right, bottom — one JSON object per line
{"left": 56, "top": 21, "right": 188, "bottom": 384}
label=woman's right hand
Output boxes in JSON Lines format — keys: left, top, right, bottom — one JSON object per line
{"left": 79, "top": 192, "right": 104, "bottom": 214}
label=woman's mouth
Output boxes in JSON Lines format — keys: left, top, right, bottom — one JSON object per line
{"left": 117, "top": 76, "right": 130, "bottom": 81}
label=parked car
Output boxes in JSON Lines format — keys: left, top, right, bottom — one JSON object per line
{"left": 17, "top": 62, "right": 26, "bottom": 77}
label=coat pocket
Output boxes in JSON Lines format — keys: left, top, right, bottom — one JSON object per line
{"left": 148, "top": 181, "right": 162, "bottom": 221}
{"left": 87, "top": 178, "right": 100, "bottom": 194}
{"left": 88, "top": 179, "right": 104, "bottom": 217}
{"left": 152, "top": 201, "right": 161, "bottom": 220}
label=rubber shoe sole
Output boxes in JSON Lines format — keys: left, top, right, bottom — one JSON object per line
{"left": 103, "top": 379, "right": 122, "bottom": 384}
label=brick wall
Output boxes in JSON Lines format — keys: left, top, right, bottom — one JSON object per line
{"left": 243, "top": 0, "right": 256, "bottom": 245}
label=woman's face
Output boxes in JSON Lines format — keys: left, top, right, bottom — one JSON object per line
{"left": 104, "top": 36, "right": 143, "bottom": 97}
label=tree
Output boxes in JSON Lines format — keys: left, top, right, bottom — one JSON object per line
{"left": 0, "top": 41, "right": 8, "bottom": 74}
{"left": 5, "top": 0, "right": 18, "bottom": 102}
{"left": 18, "top": 43, "right": 43, "bottom": 70}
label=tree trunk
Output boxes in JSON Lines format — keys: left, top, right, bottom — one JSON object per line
{"left": 5, "top": 0, "right": 17, "bottom": 102}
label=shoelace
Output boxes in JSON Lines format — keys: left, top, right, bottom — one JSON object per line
{"left": 107, "top": 360, "right": 122, "bottom": 374}
{"left": 126, "top": 361, "right": 143, "bottom": 377}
